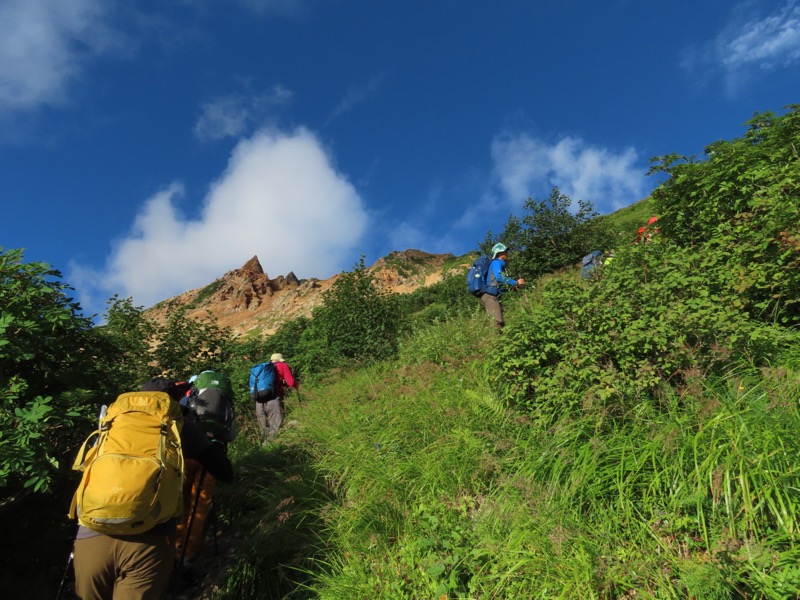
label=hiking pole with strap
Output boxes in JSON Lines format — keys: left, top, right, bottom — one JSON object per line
{"left": 175, "top": 467, "right": 207, "bottom": 579}
{"left": 286, "top": 378, "right": 301, "bottom": 404}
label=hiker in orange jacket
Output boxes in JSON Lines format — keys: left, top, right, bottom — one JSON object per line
{"left": 634, "top": 216, "right": 659, "bottom": 244}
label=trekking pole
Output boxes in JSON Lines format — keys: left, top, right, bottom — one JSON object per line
{"left": 56, "top": 403, "right": 107, "bottom": 600}
{"left": 54, "top": 549, "right": 74, "bottom": 600}
{"left": 209, "top": 500, "right": 219, "bottom": 556}
{"left": 176, "top": 467, "right": 206, "bottom": 577}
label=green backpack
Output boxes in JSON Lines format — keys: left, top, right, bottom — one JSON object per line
{"left": 187, "top": 370, "right": 236, "bottom": 442}
{"left": 192, "top": 370, "right": 233, "bottom": 397}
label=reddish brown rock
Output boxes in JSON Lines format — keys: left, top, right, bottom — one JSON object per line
{"left": 145, "top": 250, "right": 457, "bottom": 337}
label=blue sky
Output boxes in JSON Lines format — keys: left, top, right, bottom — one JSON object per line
{"left": 1, "top": 0, "right": 798, "bottom": 316}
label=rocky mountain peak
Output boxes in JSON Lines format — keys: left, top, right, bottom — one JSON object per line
{"left": 146, "top": 250, "right": 460, "bottom": 337}
{"left": 239, "top": 255, "right": 265, "bottom": 277}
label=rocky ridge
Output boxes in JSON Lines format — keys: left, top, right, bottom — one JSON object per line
{"left": 145, "top": 250, "right": 463, "bottom": 337}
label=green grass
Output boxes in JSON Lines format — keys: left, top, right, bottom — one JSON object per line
{"left": 599, "top": 196, "right": 655, "bottom": 247}
{"left": 187, "top": 279, "right": 225, "bottom": 308}
{"left": 209, "top": 301, "right": 800, "bottom": 599}
{"left": 208, "top": 221, "right": 800, "bottom": 599}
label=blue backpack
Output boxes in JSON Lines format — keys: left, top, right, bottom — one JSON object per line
{"left": 466, "top": 256, "right": 492, "bottom": 296}
{"left": 581, "top": 250, "right": 603, "bottom": 279}
{"left": 249, "top": 362, "right": 279, "bottom": 401}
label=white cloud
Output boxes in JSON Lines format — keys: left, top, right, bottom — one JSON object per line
{"left": 371, "top": 133, "right": 649, "bottom": 262}
{"left": 73, "top": 127, "right": 369, "bottom": 311}
{"left": 194, "top": 85, "right": 293, "bottom": 142}
{"left": 722, "top": 1, "right": 800, "bottom": 84}
{"left": 385, "top": 222, "right": 428, "bottom": 253}
{"left": 326, "top": 74, "right": 387, "bottom": 125}
{"left": 490, "top": 133, "right": 648, "bottom": 212}
{"left": 683, "top": 1, "right": 800, "bottom": 93}
{"left": 0, "top": 0, "right": 125, "bottom": 114}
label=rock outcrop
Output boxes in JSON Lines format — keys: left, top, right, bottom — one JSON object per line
{"left": 145, "top": 250, "right": 458, "bottom": 337}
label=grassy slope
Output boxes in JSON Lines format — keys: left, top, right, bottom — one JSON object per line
{"left": 201, "top": 198, "right": 800, "bottom": 599}
{"left": 600, "top": 197, "right": 654, "bottom": 238}
{"left": 210, "top": 291, "right": 800, "bottom": 599}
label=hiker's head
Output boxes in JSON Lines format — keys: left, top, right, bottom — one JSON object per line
{"left": 491, "top": 243, "right": 508, "bottom": 259}
{"left": 270, "top": 353, "right": 285, "bottom": 362}
{"left": 140, "top": 377, "right": 184, "bottom": 402}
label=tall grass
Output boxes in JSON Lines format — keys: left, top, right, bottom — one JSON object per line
{"left": 213, "top": 309, "right": 800, "bottom": 599}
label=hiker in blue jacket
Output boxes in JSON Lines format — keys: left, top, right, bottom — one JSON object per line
{"left": 481, "top": 243, "right": 524, "bottom": 329}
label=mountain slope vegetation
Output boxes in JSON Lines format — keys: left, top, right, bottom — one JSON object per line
{"left": 1, "top": 105, "right": 799, "bottom": 599}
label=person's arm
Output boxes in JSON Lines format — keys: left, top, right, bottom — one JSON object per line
{"left": 181, "top": 417, "right": 234, "bottom": 483}
{"left": 490, "top": 260, "right": 521, "bottom": 288}
{"left": 197, "top": 442, "right": 233, "bottom": 483}
{"left": 278, "top": 362, "right": 296, "bottom": 389}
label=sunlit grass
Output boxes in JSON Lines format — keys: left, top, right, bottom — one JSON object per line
{"left": 214, "top": 310, "right": 800, "bottom": 599}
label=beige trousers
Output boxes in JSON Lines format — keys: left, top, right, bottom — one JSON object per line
{"left": 73, "top": 529, "right": 175, "bottom": 600}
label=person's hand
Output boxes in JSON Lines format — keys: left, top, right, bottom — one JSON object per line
{"left": 517, "top": 278, "right": 525, "bottom": 286}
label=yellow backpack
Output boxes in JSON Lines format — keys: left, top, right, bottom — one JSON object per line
{"left": 68, "top": 391, "right": 185, "bottom": 535}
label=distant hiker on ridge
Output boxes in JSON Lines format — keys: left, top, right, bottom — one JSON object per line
{"left": 634, "top": 215, "right": 659, "bottom": 244}
{"left": 481, "top": 243, "right": 524, "bottom": 330}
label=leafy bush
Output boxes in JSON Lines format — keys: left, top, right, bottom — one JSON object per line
{"left": 95, "top": 296, "right": 235, "bottom": 385}
{"left": 93, "top": 295, "right": 159, "bottom": 392}
{"left": 650, "top": 105, "right": 800, "bottom": 325}
{"left": 484, "top": 187, "right": 615, "bottom": 280}
{"left": 492, "top": 239, "right": 788, "bottom": 419}
{"left": 0, "top": 248, "right": 98, "bottom": 494}
{"left": 308, "top": 257, "right": 401, "bottom": 368}
{"left": 397, "top": 271, "right": 479, "bottom": 329}
{"left": 150, "top": 303, "right": 234, "bottom": 380}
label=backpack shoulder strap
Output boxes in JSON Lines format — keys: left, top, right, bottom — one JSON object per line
{"left": 71, "top": 429, "right": 102, "bottom": 471}
{"left": 487, "top": 258, "right": 500, "bottom": 286}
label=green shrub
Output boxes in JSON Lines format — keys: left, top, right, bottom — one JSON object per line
{"left": 650, "top": 105, "right": 800, "bottom": 325}
{"left": 398, "top": 272, "right": 480, "bottom": 333}
{"left": 93, "top": 295, "right": 159, "bottom": 391}
{"left": 310, "top": 257, "right": 401, "bottom": 366}
{"left": 0, "top": 248, "right": 97, "bottom": 494}
{"left": 483, "top": 187, "right": 615, "bottom": 280}
{"left": 493, "top": 240, "right": 788, "bottom": 418}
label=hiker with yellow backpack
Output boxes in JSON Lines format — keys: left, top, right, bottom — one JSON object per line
{"left": 68, "top": 377, "right": 233, "bottom": 600}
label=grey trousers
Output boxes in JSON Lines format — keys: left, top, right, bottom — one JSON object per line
{"left": 255, "top": 398, "right": 284, "bottom": 442}
{"left": 480, "top": 293, "right": 504, "bottom": 328}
